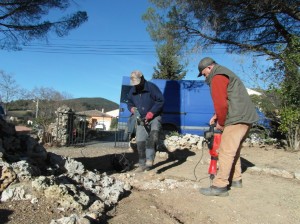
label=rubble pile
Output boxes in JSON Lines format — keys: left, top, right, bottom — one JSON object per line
{"left": 163, "top": 134, "right": 205, "bottom": 152}
{"left": 0, "top": 118, "right": 130, "bottom": 223}
{"left": 162, "top": 132, "right": 274, "bottom": 152}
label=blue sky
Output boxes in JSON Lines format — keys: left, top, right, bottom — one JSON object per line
{"left": 1, "top": 0, "right": 266, "bottom": 104}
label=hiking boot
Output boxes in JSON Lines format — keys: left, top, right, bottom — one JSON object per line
{"left": 145, "top": 160, "right": 154, "bottom": 171}
{"left": 135, "top": 166, "right": 146, "bottom": 173}
{"left": 144, "top": 166, "right": 151, "bottom": 171}
{"left": 146, "top": 160, "right": 154, "bottom": 167}
{"left": 231, "top": 180, "right": 243, "bottom": 188}
{"left": 199, "top": 186, "right": 229, "bottom": 197}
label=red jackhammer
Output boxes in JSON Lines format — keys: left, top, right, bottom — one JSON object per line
{"left": 203, "top": 124, "right": 222, "bottom": 181}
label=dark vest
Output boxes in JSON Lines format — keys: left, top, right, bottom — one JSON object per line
{"left": 206, "top": 64, "right": 259, "bottom": 126}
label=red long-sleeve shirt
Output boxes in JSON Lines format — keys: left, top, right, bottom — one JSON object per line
{"left": 211, "top": 75, "right": 229, "bottom": 126}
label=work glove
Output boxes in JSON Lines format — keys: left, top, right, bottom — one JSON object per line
{"left": 145, "top": 112, "right": 154, "bottom": 121}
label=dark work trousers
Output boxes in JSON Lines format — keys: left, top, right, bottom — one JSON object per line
{"left": 136, "top": 116, "right": 161, "bottom": 167}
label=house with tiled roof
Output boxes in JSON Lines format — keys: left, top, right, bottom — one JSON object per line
{"left": 78, "top": 109, "right": 113, "bottom": 130}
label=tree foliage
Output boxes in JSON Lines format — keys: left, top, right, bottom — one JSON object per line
{"left": 0, "top": 0, "right": 88, "bottom": 50}
{"left": 110, "top": 117, "right": 118, "bottom": 130}
{"left": 29, "top": 87, "right": 69, "bottom": 129}
{"left": 144, "top": 0, "right": 300, "bottom": 150}
{"left": 279, "top": 37, "right": 300, "bottom": 107}
{"left": 276, "top": 37, "right": 300, "bottom": 150}
{"left": 0, "top": 70, "right": 24, "bottom": 112}
{"left": 278, "top": 106, "right": 300, "bottom": 150}
{"left": 0, "top": 70, "right": 19, "bottom": 102}
{"left": 152, "top": 41, "right": 187, "bottom": 80}
{"left": 144, "top": 0, "right": 299, "bottom": 65}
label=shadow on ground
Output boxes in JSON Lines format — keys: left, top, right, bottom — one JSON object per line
{"left": 0, "top": 209, "right": 13, "bottom": 223}
{"left": 74, "top": 147, "right": 197, "bottom": 174}
{"left": 241, "top": 157, "right": 255, "bottom": 173}
{"left": 153, "top": 149, "right": 196, "bottom": 174}
{"left": 75, "top": 152, "right": 138, "bottom": 173}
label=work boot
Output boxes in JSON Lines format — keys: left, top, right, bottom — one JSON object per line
{"left": 144, "top": 160, "right": 154, "bottom": 171}
{"left": 146, "top": 160, "right": 154, "bottom": 167}
{"left": 135, "top": 166, "right": 146, "bottom": 173}
{"left": 231, "top": 180, "right": 243, "bottom": 188}
{"left": 199, "top": 186, "right": 229, "bottom": 197}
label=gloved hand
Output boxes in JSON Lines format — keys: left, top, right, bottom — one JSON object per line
{"left": 145, "top": 112, "right": 154, "bottom": 121}
{"left": 130, "top": 107, "right": 136, "bottom": 114}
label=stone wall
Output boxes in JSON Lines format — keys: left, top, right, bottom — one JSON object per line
{"left": 0, "top": 117, "right": 130, "bottom": 223}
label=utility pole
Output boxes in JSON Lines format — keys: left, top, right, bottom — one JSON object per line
{"left": 35, "top": 99, "right": 39, "bottom": 118}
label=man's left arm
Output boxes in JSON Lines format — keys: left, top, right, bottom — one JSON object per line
{"left": 147, "top": 84, "right": 164, "bottom": 118}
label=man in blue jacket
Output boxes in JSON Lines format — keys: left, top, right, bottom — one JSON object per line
{"left": 127, "top": 70, "right": 164, "bottom": 172}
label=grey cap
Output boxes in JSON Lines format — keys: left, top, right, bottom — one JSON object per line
{"left": 198, "top": 57, "right": 216, "bottom": 77}
{"left": 130, "top": 70, "right": 143, "bottom": 85}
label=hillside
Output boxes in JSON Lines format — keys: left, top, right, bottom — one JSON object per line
{"left": 6, "top": 97, "right": 119, "bottom": 116}
{"left": 63, "top": 97, "right": 119, "bottom": 112}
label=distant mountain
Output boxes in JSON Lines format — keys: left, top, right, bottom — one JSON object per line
{"left": 63, "top": 97, "right": 119, "bottom": 113}
{"left": 7, "top": 97, "right": 119, "bottom": 113}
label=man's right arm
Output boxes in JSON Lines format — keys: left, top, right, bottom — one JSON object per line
{"left": 127, "top": 89, "right": 135, "bottom": 113}
{"left": 211, "top": 75, "right": 229, "bottom": 127}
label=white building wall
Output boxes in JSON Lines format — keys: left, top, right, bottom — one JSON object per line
{"left": 106, "top": 109, "right": 119, "bottom": 117}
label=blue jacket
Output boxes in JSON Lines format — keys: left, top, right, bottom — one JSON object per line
{"left": 127, "top": 80, "right": 164, "bottom": 118}
{"left": 0, "top": 104, "right": 5, "bottom": 119}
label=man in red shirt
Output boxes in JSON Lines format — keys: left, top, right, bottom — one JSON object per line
{"left": 198, "top": 57, "right": 258, "bottom": 196}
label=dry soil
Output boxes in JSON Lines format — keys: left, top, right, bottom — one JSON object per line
{"left": 0, "top": 140, "right": 300, "bottom": 224}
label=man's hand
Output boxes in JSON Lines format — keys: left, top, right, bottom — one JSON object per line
{"left": 130, "top": 107, "right": 136, "bottom": 114}
{"left": 216, "top": 123, "right": 224, "bottom": 131}
{"left": 210, "top": 114, "right": 224, "bottom": 131}
{"left": 145, "top": 112, "right": 154, "bottom": 121}
{"left": 209, "top": 114, "right": 217, "bottom": 125}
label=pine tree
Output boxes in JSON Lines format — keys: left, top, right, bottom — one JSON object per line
{"left": 152, "top": 41, "right": 187, "bottom": 80}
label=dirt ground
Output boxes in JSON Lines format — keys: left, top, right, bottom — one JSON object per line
{"left": 0, "top": 140, "right": 300, "bottom": 224}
